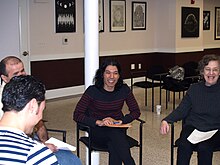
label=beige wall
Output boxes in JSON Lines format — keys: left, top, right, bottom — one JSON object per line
{"left": 28, "top": 0, "right": 220, "bottom": 61}
{"left": 203, "top": 0, "right": 220, "bottom": 48}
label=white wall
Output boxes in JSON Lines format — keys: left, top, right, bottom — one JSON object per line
{"left": 154, "top": 0, "right": 177, "bottom": 52}
{"left": 29, "top": 0, "right": 154, "bottom": 61}
{"left": 203, "top": 0, "right": 220, "bottom": 48}
{"left": 28, "top": 0, "right": 220, "bottom": 62}
{"left": 0, "top": 0, "right": 20, "bottom": 59}
{"left": 1, "top": 0, "right": 220, "bottom": 62}
{"left": 175, "top": 0, "right": 204, "bottom": 52}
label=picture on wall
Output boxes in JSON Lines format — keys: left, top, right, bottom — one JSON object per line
{"left": 132, "top": 1, "right": 147, "bottom": 30}
{"left": 215, "top": 7, "right": 220, "bottom": 40}
{"left": 99, "top": 0, "right": 104, "bottom": 32}
{"left": 110, "top": 0, "right": 126, "bottom": 32}
{"left": 55, "top": 0, "right": 76, "bottom": 33}
{"left": 203, "top": 11, "right": 210, "bottom": 30}
{"left": 181, "top": 7, "right": 200, "bottom": 38}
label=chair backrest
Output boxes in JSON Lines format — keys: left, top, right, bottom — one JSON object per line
{"left": 182, "top": 61, "right": 199, "bottom": 77}
{"left": 162, "top": 77, "right": 190, "bottom": 91}
{"left": 147, "top": 65, "right": 167, "bottom": 80}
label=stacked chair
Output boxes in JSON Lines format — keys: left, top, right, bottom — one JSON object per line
{"left": 130, "top": 65, "right": 167, "bottom": 112}
{"left": 162, "top": 61, "right": 201, "bottom": 110}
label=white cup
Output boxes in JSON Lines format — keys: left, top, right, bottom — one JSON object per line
{"left": 156, "top": 105, "right": 162, "bottom": 115}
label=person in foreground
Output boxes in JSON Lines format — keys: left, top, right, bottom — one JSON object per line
{"left": 160, "top": 54, "right": 220, "bottom": 165}
{"left": 0, "top": 56, "right": 82, "bottom": 165}
{"left": 0, "top": 75, "right": 58, "bottom": 164}
{"left": 74, "top": 59, "right": 141, "bottom": 165}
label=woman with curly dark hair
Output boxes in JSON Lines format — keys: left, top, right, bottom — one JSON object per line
{"left": 74, "top": 58, "right": 140, "bottom": 165}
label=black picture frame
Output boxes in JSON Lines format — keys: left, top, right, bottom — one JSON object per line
{"left": 132, "top": 1, "right": 146, "bottom": 30}
{"left": 99, "top": 0, "right": 104, "bottom": 32}
{"left": 110, "top": 0, "right": 126, "bottom": 32}
{"left": 203, "top": 11, "right": 210, "bottom": 30}
{"left": 215, "top": 7, "right": 220, "bottom": 40}
{"left": 55, "top": 0, "right": 76, "bottom": 33}
{"left": 181, "top": 7, "right": 200, "bottom": 38}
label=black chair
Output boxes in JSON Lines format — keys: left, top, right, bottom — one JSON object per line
{"left": 42, "top": 120, "right": 67, "bottom": 142}
{"left": 182, "top": 61, "right": 201, "bottom": 85}
{"left": 170, "top": 121, "right": 220, "bottom": 165}
{"left": 76, "top": 118, "right": 145, "bottom": 165}
{"left": 47, "top": 129, "right": 67, "bottom": 142}
{"left": 162, "top": 77, "right": 190, "bottom": 110}
{"left": 162, "top": 62, "right": 201, "bottom": 110}
{"left": 130, "top": 65, "right": 168, "bottom": 112}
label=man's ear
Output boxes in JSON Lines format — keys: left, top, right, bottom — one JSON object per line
{"left": 29, "top": 98, "right": 39, "bottom": 115}
{"left": 1, "top": 75, "right": 8, "bottom": 83}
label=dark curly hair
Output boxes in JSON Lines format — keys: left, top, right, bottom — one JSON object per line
{"left": 2, "top": 75, "right": 46, "bottom": 112}
{"left": 93, "top": 58, "right": 124, "bottom": 91}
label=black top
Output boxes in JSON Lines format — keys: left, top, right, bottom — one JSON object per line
{"left": 74, "top": 84, "right": 141, "bottom": 127}
{"left": 164, "top": 80, "right": 220, "bottom": 131}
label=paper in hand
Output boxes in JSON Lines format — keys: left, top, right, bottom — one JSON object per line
{"left": 46, "top": 137, "right": 76, "bottom": 151}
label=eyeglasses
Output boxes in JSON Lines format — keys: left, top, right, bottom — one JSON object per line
{"left": 204, "top": 67, "right": 220, "bottom": 73}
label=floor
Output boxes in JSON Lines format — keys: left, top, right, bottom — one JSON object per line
{"left": 44, "top": 87, "right": 220, "bottom": 165}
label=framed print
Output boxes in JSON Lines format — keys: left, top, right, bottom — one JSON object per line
{"left": 110, "top": 0, "right": 126, "bottom": 32}
{"left": 55, "top": 0, "right": 76, "bottom": 33}
{"left": 132, "top": 1, "right": 146, "bottom": 30}
{"left": 99, "top": 0, "right": 104, "bottom": 32}
{"left": 203, "top": 11, "right": 210, "bottom": 30}
{"left": 181, "top": 7, "right": 200, "bottom": 38}
{"left": 215, "top": 7, "right": 220, "bottom": 40}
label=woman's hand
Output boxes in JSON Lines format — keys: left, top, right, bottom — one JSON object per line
{"left": 96, "top": 120, "right": 105, "bottom": 126}
{"left": 103, "top": 117, "right": 122, "bottom": 126}
{"left": 160, "top": 120, "right": 170, "bottom": 135}
{"left": 96, "top": 117, "right": 122, "bottom": 126}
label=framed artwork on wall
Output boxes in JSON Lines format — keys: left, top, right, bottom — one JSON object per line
{"left": 110, "top": 0, "right": 126, "bottom": 32}
{"left": 215, "top": 7, "right": 220, "bottom": 40}
{"left": 181, "top": 7, "right": 200, "bottom": 38}
{"left": 132, "top": 1, "right": 146, "bottom": 30}
{"left": 55, "top": 0, "right": 76, "bottom": 33}
{"left": 203, "top": 11, "right": 210, "bottom": 30}
{"left": 99, "top": 0, "right": 104, "bottom": 32}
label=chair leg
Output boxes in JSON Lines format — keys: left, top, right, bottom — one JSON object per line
{"left": 173, "top": 92, "right": 176, "bottom": 110}
{"left": 76, "top": 125, "right": 80, "bottom": 157}
{"left": 166, "top": 90, "right": 168, "bottom": 109}
{"left": 159, "top": 86, "right": 162, "bottom": 106}
{"left": 152, "top": 86, "right": 154, "bottom": 112}
{"left": 171, "top": 124, "right": 174, "bottom": 165}
{"left": 139, "top": 120, "right": 143, "bottom": 165}
{"left": 145, "top": 88, "right": 147, "bottom": 107}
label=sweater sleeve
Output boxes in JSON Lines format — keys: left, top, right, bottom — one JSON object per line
{"left": 163, "top": 90, "right": 192, "bottom": 124}
{"left": 73, "top": 88, "right": 97, "bottom": 127}
{"left": 122, "top": 90, "right": 141, "bottom": 124}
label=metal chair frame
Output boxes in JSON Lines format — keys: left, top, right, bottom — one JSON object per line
{"left": 76, "top": 119, "right": 145, "bottom": 165}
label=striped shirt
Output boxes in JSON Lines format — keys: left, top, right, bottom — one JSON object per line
{"left": 0, "top": 127, "right": 58, "bottom": 165}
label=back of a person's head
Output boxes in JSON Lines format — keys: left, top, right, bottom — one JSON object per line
{"left": 0, "top": 56, "right": 22, "bottom": 77}
{"left": 2, "top": 75, "right": 45, "bottom": 112}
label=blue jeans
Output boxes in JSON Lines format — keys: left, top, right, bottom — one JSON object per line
{"left": 54, "top": 150, "right": 82, "bottom": 165}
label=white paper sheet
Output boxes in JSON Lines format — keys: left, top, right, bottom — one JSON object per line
{"left": 187, "top": 129, "right": 218, "bottom": 144}
{"left": 45, "top": 137, "right": 76, "bottom": 151}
